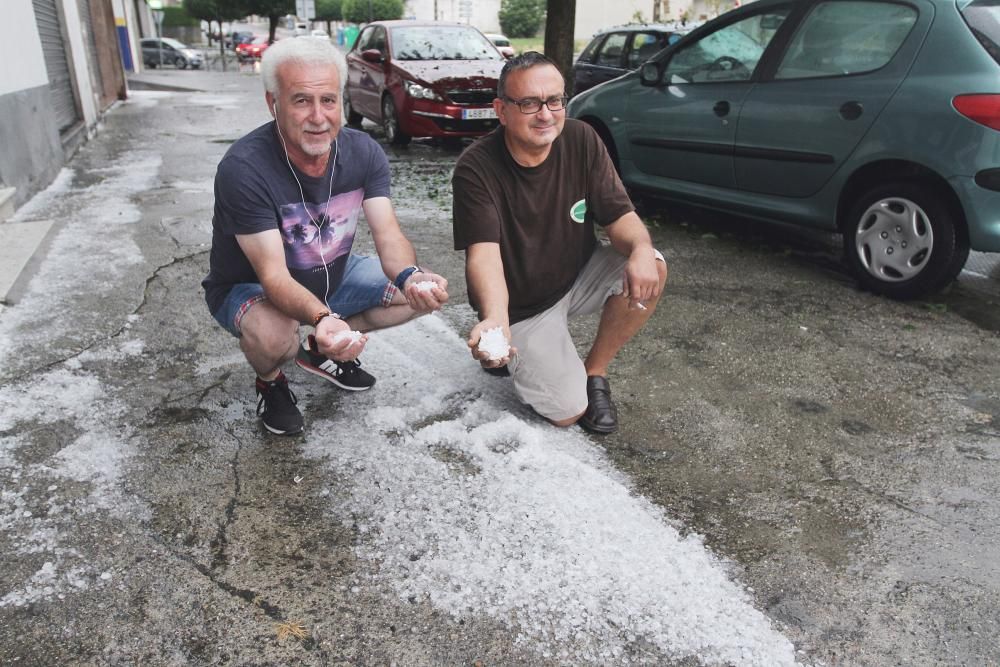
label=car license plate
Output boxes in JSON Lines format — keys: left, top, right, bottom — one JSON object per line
{"left": 462, "top": 108, "right": 497, "bottom": 120}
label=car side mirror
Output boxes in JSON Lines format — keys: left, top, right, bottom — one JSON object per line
{"left": 361, "top": 49, "right": 384, "bottom": 64}
{"left": 639, "top": 62, "right": 663, "bottom": 86}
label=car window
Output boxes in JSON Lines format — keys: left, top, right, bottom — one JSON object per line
{"left": 666, "top": 10, "right": 790, "bottom": 83}
{"left": 595, "top": 32, "right": 628, "bottom": 67}
{"left": 961, "top": 0, "right": 1000, "bottom": 65}
{"left": 775, "top": 1, "right": 917, "bottom": 79}
{"left": 371, "top": 26, "right": 387, "bottom": 54}
{"left": 355, "top": 26, "right": 374, "bottom": 51}
{"left": 577, "top": 35, "right": 604, "bottom": 63}
{"left": 493, "top": 37, "right": 510, "bottom": 47}
{"left": 390, "top": 26, "right": 503, "bottom": 60}
{"left": 628, "top": 32, "right": 667, "bottom": 68}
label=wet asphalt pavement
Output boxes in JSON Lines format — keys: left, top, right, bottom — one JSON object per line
{"left": 1, "top": 69, "right": 999, "bottom": 666}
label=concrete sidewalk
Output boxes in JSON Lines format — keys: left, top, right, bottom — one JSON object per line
{"left": 0, "top": 68, "right": 263, "bottom": 306}
{"left": 126, "top": 67, "right": 262, "bottom": 93}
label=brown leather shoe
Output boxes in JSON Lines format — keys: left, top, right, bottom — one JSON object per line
{"left": 579, "top": 375, "right": 618, "bottom": 434}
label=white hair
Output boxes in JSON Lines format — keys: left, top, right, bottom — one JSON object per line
{"left": 260, "top": 37, "right": 347, "bottom": 96}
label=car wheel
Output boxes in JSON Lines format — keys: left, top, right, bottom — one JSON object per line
{"left": 381, "top": 95, "right": 411, "bottom": 146}
{"left": 175, "top": 56, "right": 187, "bottom": 69}
{"left": 843, "top": 181, "right": 969, "bottom": 299}
{"left": 343, "top": 92, "right": 363, "bottom": 127}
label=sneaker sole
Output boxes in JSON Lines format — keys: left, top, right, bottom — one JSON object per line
{"left": 578, "top": 417, "right": 617, "bottom": 434}
{"left": 261, "top": 421, "right": 304, "bottom": 436}
{"left": 295, "top": 358, "right": 374, "bottom": 391}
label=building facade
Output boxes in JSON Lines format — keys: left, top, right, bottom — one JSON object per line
{"left": 404, "top": 0, "right": 739, "bottom": 42}
{"left": 1, "top": 0, "right": 146, "bottom": 214}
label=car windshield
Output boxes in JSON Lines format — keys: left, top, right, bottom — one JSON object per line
{"left": 961, "top": 0, "right": 1000, "bottom": 64}
{"left": 162, "top": 38, "right": 188, "bottom": 49}
{"left": 493, "top": 37, "right": 510, "bottom": 46}
{"left": 391, "top": 26, "right": 504, "bottom": 60}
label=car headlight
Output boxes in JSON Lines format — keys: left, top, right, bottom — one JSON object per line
{"left": 404, "top": 80, "right": 442, "bottom": 101}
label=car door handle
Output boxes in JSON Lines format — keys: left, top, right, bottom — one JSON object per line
{"left": 713, "top": 101, "right": 730, "bottom": 117}
{"left": 840, "top": 101, "right": 864, "bottom": 120}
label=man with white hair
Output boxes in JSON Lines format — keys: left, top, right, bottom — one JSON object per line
{"left": 203, "top": 37, "right": 448, "bottom": 435}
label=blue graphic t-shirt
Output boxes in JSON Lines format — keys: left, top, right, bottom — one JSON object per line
{"left": 202, "top": 123, "right": 390, "bottom": 315}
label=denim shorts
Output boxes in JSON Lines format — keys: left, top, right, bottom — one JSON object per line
{"left": 210, "top": 254, "right": 396, "bottom": 337}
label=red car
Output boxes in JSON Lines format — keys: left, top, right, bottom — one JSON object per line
{"left": 344, "top": 21, "right": 506, "bottom": 145}
{"left": 235, "top": 36, "right": 272, "bottom": 62}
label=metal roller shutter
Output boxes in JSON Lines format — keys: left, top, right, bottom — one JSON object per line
{"left": 33, "top": 0, "right": 81, "bottom": 133}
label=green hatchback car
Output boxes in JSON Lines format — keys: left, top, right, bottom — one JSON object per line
{"left": 568, "top": 0, "right": 1000, "bottom": 298}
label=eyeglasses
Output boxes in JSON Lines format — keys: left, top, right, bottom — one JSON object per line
{"left": 503, "top": 95, "right": 569, "bottom": 114}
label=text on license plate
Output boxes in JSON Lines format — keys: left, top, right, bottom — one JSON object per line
{"left": 462, "top": 108, "right": 497, "bottom": 120}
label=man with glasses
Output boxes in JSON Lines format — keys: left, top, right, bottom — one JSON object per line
{"left": 452, "top": 51, "right": 668, "bottom": 434}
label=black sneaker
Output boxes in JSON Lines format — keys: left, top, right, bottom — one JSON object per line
{"left": 255, "top": 371, "right": 304, "bottom": 435}
{"left": 295, "top": 337, "right": 376, "bottom": 391}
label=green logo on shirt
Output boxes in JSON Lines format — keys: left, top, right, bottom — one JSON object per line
{"left": 570, "top": 199, "right": 587, "bottom": 223}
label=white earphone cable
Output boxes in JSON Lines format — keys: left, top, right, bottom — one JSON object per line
{"left": 274, "top": 110, "right": 338, "bottom": 302}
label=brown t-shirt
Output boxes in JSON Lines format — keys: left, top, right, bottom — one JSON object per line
{"left": 452, "top": 118, "right": 634, "bottom": 324}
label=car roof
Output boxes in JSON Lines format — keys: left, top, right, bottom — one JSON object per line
{"left": 591, "top": 22, "right": 693, "bottom": 37}
{"left": 369, "top": 20, "right": 480, "bottom": 29}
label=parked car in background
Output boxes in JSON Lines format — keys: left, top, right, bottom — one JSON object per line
{"left": 225, "top": 31, "right": 254, "bottom": 49}
{"left": 310, "top": 29, "right": 329, "bottom": 39}
{"left": 568, "top": 0, "right": 1000, "bottom": 299}
{"left": 293, "top": 22, "right": 309, "bottom": 36}
{"left": 141, "top": 37, "right": 203, "bottom": 69}
{"left": 573, "top": 23, "right": 690, "bottom": 95}
{"left": 344, "top": 21, "right": 506, "bottom": 145}
{"left": 485, "top": 33, "right": 515, "bottom": 58}
{"left": 235, "top": 36, "right": 272, "bottom": 62}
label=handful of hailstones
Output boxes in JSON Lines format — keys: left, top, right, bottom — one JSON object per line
{"left": 412, "top": 280, "right": 437, "bottom": 293}
{"left": 478, "top": 326, "right": 510, "bottom": 361}
{"left": 332, "top": 330, "right": 363, "bottom": 346}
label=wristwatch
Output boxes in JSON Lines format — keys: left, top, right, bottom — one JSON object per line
{"left": 393, "top": 265, "right": 423, "bottom": 290}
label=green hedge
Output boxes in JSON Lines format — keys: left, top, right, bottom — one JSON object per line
{"left": 162, "top": 5, "right": 201, "bottom": 27}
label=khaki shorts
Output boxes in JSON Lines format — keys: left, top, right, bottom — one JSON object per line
{"left": 508, "top": 244, "right": 664, "bottom": 421}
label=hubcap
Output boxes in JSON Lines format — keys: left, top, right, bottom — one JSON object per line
{"left": 854, "top": 197, "right": 934, "bottom": 282}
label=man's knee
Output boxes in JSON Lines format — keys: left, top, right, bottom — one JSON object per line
{"left": 549, "top": 411, "right": 585, "bottom": 428}
{"left": 241, "top": 308, "right": 299, "bottom": 355}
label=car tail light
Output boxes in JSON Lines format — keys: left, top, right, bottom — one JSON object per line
{"left": 953, "top": 94, "right": 1000, "bottom": 131}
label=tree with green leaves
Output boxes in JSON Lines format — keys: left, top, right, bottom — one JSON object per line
{"left": 242, "top": 0, "right": 295, "bottom": 43}
{"left": 315, "top": 0, "right": 342, "bottom": 34}
{"left": 498, "top": 0, "right": 545, "bottom": 38}
{"left": 182, "top": 0, "right": 247, "bottom": 69}
{"left": 341, "top": 0, "right": 404, "bottom": 24}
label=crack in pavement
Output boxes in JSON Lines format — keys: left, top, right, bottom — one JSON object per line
{"left": 210, "top": 423, "right": 244, "bottom": 573}
{"left": 165, "top": 372, "right": 232, "bottom": 406}
{"left": 0, "top": 252, "right": 208, "bottom": 386}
